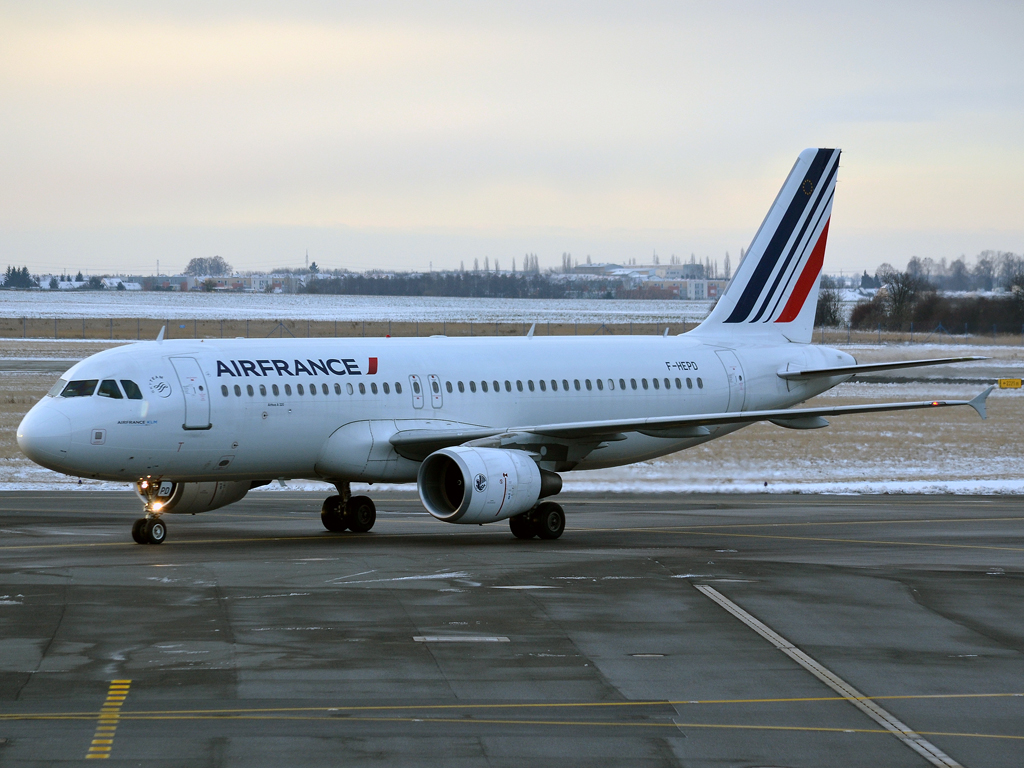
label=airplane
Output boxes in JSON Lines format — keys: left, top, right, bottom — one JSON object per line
{"left": 17, "top": 148, "right": 992, "bottom": 545}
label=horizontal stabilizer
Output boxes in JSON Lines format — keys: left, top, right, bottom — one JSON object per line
{"left": 778, "top": 356, "right": 987, "bottom": 381}
{"left": 968, "top": 386, "right": 993, "bottom": 420}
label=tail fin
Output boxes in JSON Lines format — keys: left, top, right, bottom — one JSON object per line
{"left": 692, "top": 148, "right": 841, "bottom": 344}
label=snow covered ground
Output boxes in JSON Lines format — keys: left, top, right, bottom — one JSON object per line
{"left": 0, "top": 291, "right": 715, "bottom": 324}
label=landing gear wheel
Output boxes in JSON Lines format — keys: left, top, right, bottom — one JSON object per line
{"left": 345, "top": 496, "right": 376, "bottom": 533}
{"left": 509, "top": 513, "right": 535, "bottom": 540}
{"left": 320, "top": 494, "right": 347, "bottom": 532}
{"left": 534, "top": 502, "right": 565, "bottom": 540}
{"left": 131, "top": 518, "right": 147, "bottom": 544}
{"left": 142, "top": 518, "right": 166, "bottom": 545}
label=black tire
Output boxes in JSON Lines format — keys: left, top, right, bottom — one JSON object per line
{"left": 143, "top": 518, "right": 166, "bottom": 545}
{"left": 534, "top": 502, "right": 565, "bottom": 540}
{"left": 320, "top": 495, "right": 347, "bottom": 532}
{"left": 509, "top": 513, "right": 535, "bottom": 539}
{"left": 131, "top": 518, "right": 147, "bottom": 544}
{"left": 345, "top": 496, "right": 376, "bottom": 533}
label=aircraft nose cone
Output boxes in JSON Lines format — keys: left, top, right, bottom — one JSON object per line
{"left": 17, "top": 406, "right": 72, "bottom": 467}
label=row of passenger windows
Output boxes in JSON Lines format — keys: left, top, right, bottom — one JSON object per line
{"left": 221, "top": 376, "right": 704, "bottom": 399}
{"left": 222, "top": 381, "right": 402, "bottom": 398}
{"left": 50, "top": 378, "right": 144, "bottom": 400}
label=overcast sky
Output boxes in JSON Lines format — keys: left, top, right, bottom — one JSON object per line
{"left": 2, "top": 1, "right": 1021, "bottom": 277}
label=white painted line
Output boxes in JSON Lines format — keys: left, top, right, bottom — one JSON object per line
{"left": 693, "top": 584, "right": 962, "bottom": 768}
{"left": 492, "top": 585, "right": 557, "bottom": 590}
{"left": 413, "top": 636, "right": 510, "bottom": 643}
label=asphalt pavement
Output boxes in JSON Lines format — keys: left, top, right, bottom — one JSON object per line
{"left": 0, "top": 491, "right": 1022, "bottom": 767}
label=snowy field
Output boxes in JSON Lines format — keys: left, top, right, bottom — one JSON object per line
{"left": 2, "top": 339, "right": 1021, "bottom": 496}
{"left": 0, "top": 291, "right": 715, "bottom": 324}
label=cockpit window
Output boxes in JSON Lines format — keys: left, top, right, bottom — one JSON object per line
{"left": 61, "top": 380, "right": 98, "bottom": 398}
{"left": 120, "top": 380, "right": 143, "bottom": 400}
{"left": 47, "top": 378, "right": 68, "bottom": 397}
{"left": 97, "top": 380, "right": 123, "bottom": 399}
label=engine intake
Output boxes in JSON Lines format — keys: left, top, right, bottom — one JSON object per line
{"left": 418, "top": 447, "right": 560, "bottom": 524}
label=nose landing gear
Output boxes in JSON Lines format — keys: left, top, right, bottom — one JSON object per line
{"left": 321, "top": 482, "right": 377, "bottom": 533}
{"left": 131, "top": 516, "right": 167, "bottom": 545}
{"left": 132, "top": 478, "right": 171, "bottom": 545}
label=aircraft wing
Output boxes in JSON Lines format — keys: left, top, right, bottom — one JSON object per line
{"left": 390, "top": 387, "right": 993, "bottom": 459}
{"left": 777, "top": 356, "right": 986, "bottom": 380}
{"left": 515, "top": 387, "right": 991, "bottom": 440}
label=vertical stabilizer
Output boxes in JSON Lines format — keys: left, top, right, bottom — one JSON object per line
{"left": 691, "top": 148, "right": 841, "bottom": 343}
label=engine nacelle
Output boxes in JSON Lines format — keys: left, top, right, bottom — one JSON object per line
{"left": 135, "top": 479, "right": 253, "bottom": 515}
{"left": 418, "top": 447, "right": 560, "bottom": 524}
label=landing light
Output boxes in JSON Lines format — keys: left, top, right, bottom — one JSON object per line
{"left": 152, "top": 502, "right": 163, "bottom": 511}
{"left": 140, "top": 480, "right": 148, "bottom": 489}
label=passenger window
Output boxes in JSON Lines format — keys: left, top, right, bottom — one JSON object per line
{"left": 469, "top": 381, "right": 477, "bottom": 393}
{"left": 458, "top": 381, "right": 465, "bottom": 393}
{"left": 234, "top": 385, "right": 242, "bottom": 396}
{"left": 481, "top": 381, "right": 489, "bottom": 393}
{"left": 642, "top": 379, "right": 649, "bottom": 390}
{"left": 47, "top": 378, "right": 68, "bottom": 397}
{"left": 516, "top": 380, "right": 523, "bottom": 392}
{"left": 61, "top": 379, "right": 98, "bottom": 398}
{"left": 585, "top": 379, "right": 592, "bottom": 391}
{"left": 97, "top": 380, "right": 123, "bottom": 399}
{"left": 431, "top": 381, "right": 439, "bottom": 393}
{"left": 221, "top": 385, "right": 229, "bottom": 397}
{"left": 371, "top": 383, "right": 378, "bottom": 394}
{"left": 527, "top": 380, "right": 534, "bottom": 392}
{"left": 664, "top": 378, "right": 671, "bottom": 389}
{"left": 120, "top": 380, "right": 143, "bottom": 400}
{"left": 675, "top": 378, "right": 682, "bottom": 389}
{"left": 359, "top": 383, "right": 366, "bottom": 394}
{"left": 607, "top": 379, "right": 614, "bottom": 390}
{"left": 413, "top": 381, "right": 421, "bottom": 394}
{"left": 505, "top": 380, "right": 511, "bottom": 392}
{"left": 247, "top": 384, "right": 254, "bottom": 396}
{"left": 539, "top": 380, "right": 546, "bottom": 392}
{"left": 687, "top": 378, "right": 693, "bottom": 389}
{"left": 493, "top": 380, "right": 499, "bottom": 392}
{"left": 297, "top": 384, "right": 305, "bottom": 395}
{"left": 273, "top": 384, "right": 280, "bottom": 396}
{"left": 395, "top": 382, "right": 402, "bottom": 394}
{"left": 596, "top": 379, "right": 604, "bottom": 391}
{"left": 697, "top": 378, "right": 703, "bottom": 389}
{"left": 383, "top": 382, "right": 390, "bottom": 394}
{"left": 284, "top": 384, "right": 292, "bottom": 396}
{"left": 336, "top": 383, "right": 343, "bottom": 395}
{"left": 323, "top": 383, "right": 329, "bottom": 395}
{"left": 630, "top": 378, "right": 637, "bottom": 390}
{"left": 653, "top": 378, "right": 660, "bottom": 390}
{"left": 260, "top": 384, "right": 267, "bottom": 396}
{"left": 619, "top": 378, "right": 626, "bottom": 390}
{"left": 346, "top": 383, "right": 354, "bottom": 395}
{"left": 446, "top": 381, "right": 452, "bottom": 393}
{"left": 574, "top": 379, "right": 581, "bottom": 391}
{"left": 562, "top": 379, "right": 569, "bottom": 391}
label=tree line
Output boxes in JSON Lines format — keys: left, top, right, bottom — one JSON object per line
{"left": 301, "top": 272, "right": 622, "bottom": 299}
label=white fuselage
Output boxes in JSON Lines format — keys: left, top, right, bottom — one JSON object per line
{"left": 17, "top": 334, "right": 853, "bottom": 485}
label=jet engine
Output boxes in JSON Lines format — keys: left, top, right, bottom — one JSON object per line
{"left": 417, "top": 447, "right": 561, "bottom": 524}
{"left": 134, "top": 479, "right": 254, "bottom": 515}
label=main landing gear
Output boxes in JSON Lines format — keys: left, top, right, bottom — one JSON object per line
{"left": 509, "top": 501, "right": 566, "bottom": 540}
{"left": 321, "top": 483, "right": 377, "bottom": 533}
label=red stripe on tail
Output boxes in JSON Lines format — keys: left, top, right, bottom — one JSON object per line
{"left": 775, "top": 219, "right": 830, "bottom": 324}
